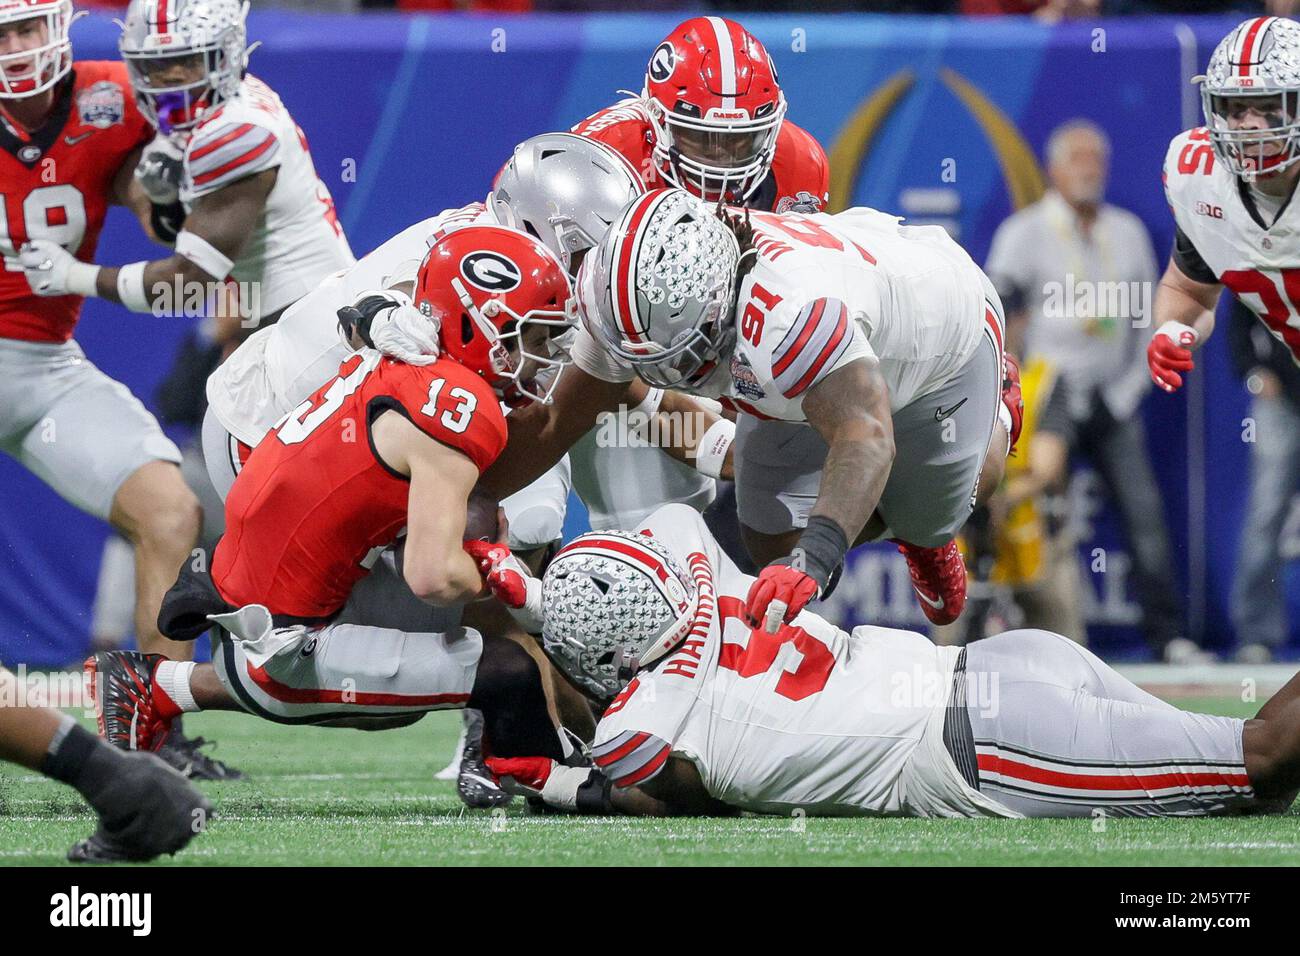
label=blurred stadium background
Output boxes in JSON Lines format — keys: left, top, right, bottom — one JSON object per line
{"left": 2, "top": 0, "right": 1297, "bottom": 671}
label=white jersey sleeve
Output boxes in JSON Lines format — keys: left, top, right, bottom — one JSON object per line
{"left": 206, "top": 202, "right": 489, "bottom": 445}
{"left": 180, "top": 76, "right": 354, "bottom": 319}
{"left": 716, "top": 208, "right": 988, "bottom": 421}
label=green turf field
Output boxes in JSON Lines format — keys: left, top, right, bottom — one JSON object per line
{"left": 2, "top": 696, "right": 1296, "bottom": 866}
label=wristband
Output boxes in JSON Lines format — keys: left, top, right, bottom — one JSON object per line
{"left": 176, "top": 229, "right": 234, "bottom": 282}
{"left": 116, "top": 261, "right": 151, "bottom": 313}
{"left": 694, "top": 417, "right": 735, "bottom": 480}
{"left": 505, "top": 576, "right": 545, "bottom": 634}
{"left": 1155, "top": 321, "right": 1199, "bottom": 348}
{"left": 65, "top": 259, "right": 101, "bottom": 299}
{"left": 791, "top": 515, "right": 850, "bottom": 593}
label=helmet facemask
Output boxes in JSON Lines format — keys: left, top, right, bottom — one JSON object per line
{"left": 1202, "top": 86, "right": 1300, "bottom": 180}
{"left": 449, "top": 275, "right": 574, "bottom": 407}
{"left": 645, "top": 93, "right": 785, "bottom": 202}
{"left": 0, "top": 4, "right": 78, "bottom": 100}
{"left": 118, "top": 0, "right": 250, "bottom": 135}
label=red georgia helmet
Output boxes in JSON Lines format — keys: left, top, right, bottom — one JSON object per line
{"left": 414, "top": 225, "right": 574, "bottom": 407}
{"left": 642, "top": 16, "right": 787, "bottom": 202}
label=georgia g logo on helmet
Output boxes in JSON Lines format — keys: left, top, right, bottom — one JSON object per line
{"left": 648, "top": 41, "right": 677, "bottom": 83}
{"left": 459, "top": 251, "right": 522, "bottom": 293}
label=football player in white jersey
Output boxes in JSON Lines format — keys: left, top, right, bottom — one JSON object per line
{"left": 481, "top": 189, "right": 1020, "bottom": 631}
{"left": 1149, "top": 16, "right": 1300, "bottom": 392}
{"left": 19, "top": 0, "right": 353, "bottom": 331}
{"left": 477, "top": 503, "right": 1300, "bottom": 819}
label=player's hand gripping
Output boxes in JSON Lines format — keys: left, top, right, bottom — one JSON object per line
{"left": 135, "top": 133, "right": 187, "bottom": 207}
{"left": 1147, "top": 321, "right": 1199, "bottom": 393}
{"left": 19, "top": 239, "right": 84, "bottom": 297}
{"left": 463, "top": 538, "right": 543, "bottom": 631}
{"left": 486, "top": 756, "right": 605, "bottom": 813}
{"left": 745, "top": 560, "right": 821, "bottom": 635}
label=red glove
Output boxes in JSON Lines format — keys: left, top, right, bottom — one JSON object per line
{"left": 1148, "top": 322, "right": 1199, "bottom": 393}
{"left": 486, "top": 755, "right": 555, "bottom": 793}
{"left": 745, "top": 563, "right": 820, "bottom": 635}
{"left": 463, "top": 539, "right": 531, "bottom": 608}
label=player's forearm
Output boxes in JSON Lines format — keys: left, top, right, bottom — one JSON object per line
{"left": 405, "top": 546, "right": 482, "bottom": 606}
{"left": 479, "top": 372, "right": 629, "bottom": 499}
{"left": 809, "top": 417, "right": 894, "bottom": 544}
{"left": 634, "top": 385, "right": 736, "bottom": 481}
{"left": 93, "top": 255, "right": 218, "bottom": 311}
{"left": 1154, "top": 265, "right": 1220, "bottom": 344}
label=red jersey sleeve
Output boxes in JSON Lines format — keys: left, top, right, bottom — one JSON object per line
{"left": 391, "top": 359, "right": 508, "bottom": 473}
{"left": 771, "top": 120, "right": 830, "bottom": 213}
{"left": 571, "top": 100, "right": 655, "bottom": 184}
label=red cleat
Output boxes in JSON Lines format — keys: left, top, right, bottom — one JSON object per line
{"left": 1002, "top": 352, "right": 1024, "bottom": 456}
{"left": 896, "top": 539, "right": 967, "bottom": 626}
{"left": 84, "top": 651, "right": 174, "bottom": 752}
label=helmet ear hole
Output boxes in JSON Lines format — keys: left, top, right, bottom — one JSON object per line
{"left": 460, "top": 313, "right": 474, "bottom": 346}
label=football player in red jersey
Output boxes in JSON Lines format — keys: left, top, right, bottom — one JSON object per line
{"left": 84, "top": 226, "right": 575, "bottom": 768}
{"left": 0, "top": 1, "right": 205, "bottom": 722}
{"left": 572, "top": 15, "right": 829, "bottom": 214}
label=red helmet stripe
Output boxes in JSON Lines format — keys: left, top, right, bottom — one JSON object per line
{"left": 706, "top": 16, "right": 737, "bottom": 108}
{"left": 556, "top": 535, "right": 672, "bottom": 584}
{"left": 612, "top": 191, "right": 666, "bottom": 344}
{"left": 156, "top": 0, "right": 170, "bottom": 36}
{"left": 1238, "top": 17, "right": 1274, "bottom": 76}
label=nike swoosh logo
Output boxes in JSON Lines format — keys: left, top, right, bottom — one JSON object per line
{"left": 934, "top": 397, "right": 968, "bottom": 422}
{"left": 912, "top": 585, "right": 946, "bottom": 610}
{"left": 64, "top": 132, "right": 92, "bottom": 146}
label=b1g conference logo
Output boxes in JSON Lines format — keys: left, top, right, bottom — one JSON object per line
{"left": 459, "top": 251, "right": 521, "bottom": 293}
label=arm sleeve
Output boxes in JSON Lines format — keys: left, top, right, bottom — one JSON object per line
{"left": 591, "top": 728, "right": 673, "bottom": 789}
{"left": 1171, "top": 225, "right": 1219, "bottom": 285}
{"left": 185, "top": 120, "right": 282, "bottom": 199}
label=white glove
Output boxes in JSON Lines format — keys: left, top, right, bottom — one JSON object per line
{"left": 134, "top": 133, "right": 187, "bottom": 206}
{"left": 19, "top": 239, "right": 99, "bottom": 298}
{"left": 340, "top": 288, "right": 440, "bottom": 365}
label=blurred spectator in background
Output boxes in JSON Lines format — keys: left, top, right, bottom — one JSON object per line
{"left": 1228, "top": 297, "right": 1300, "bottom": 664}
{"left": 985, "top": 118, "right": 1202, "bottom": 662}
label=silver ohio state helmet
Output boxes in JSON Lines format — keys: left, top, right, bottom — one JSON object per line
{"left": 489, "top": 132, "right": 646, "bottom": 278}
{"left": 118, "top": 0, "right": 250, "bottom": 135}
{"left": 575, "top": 188, "right": 739, "bottom": 390}
{"left": 1198, "top": 16, "right": 1300, "bottom": 180}
{"left": 541, "top": 530, "right": 698, "bottom": 700}
{"left": 0, "top": 0, "right": 79, "bottom": 100}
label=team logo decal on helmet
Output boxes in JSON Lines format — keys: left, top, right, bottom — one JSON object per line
{"left": 459, "top": 251, "right": 522, "bottom": 293}
{"left": 416, "top": 225, "right": 575, "bottom": 408}
{"left": 648, "top": 41, "right": 677, "bottom": 83}
{"left": 1198, "top": 16, "right": 1300, "bottom": 179}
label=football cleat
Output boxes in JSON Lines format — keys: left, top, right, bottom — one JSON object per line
{"left": 896, "top": 539, "right": 968, "bottom": 626}
{"left": 456, "top": 709, "right": 512, "bottom": 810}
{"left": 158, "top": 733, "right": 245, "bottom": 781}
{"left": 84, "top": 651, "right": 173, "bottom": 753}
{"left": 1002, "top": 352, "right": 1024, "bottom": 457}
{"left": 67, "top": 751, "right": 213, "bottom": 863}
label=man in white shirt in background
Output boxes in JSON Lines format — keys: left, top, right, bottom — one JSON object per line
{"left": 985, "top": 119, "right": 1200, "bottom": 663}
